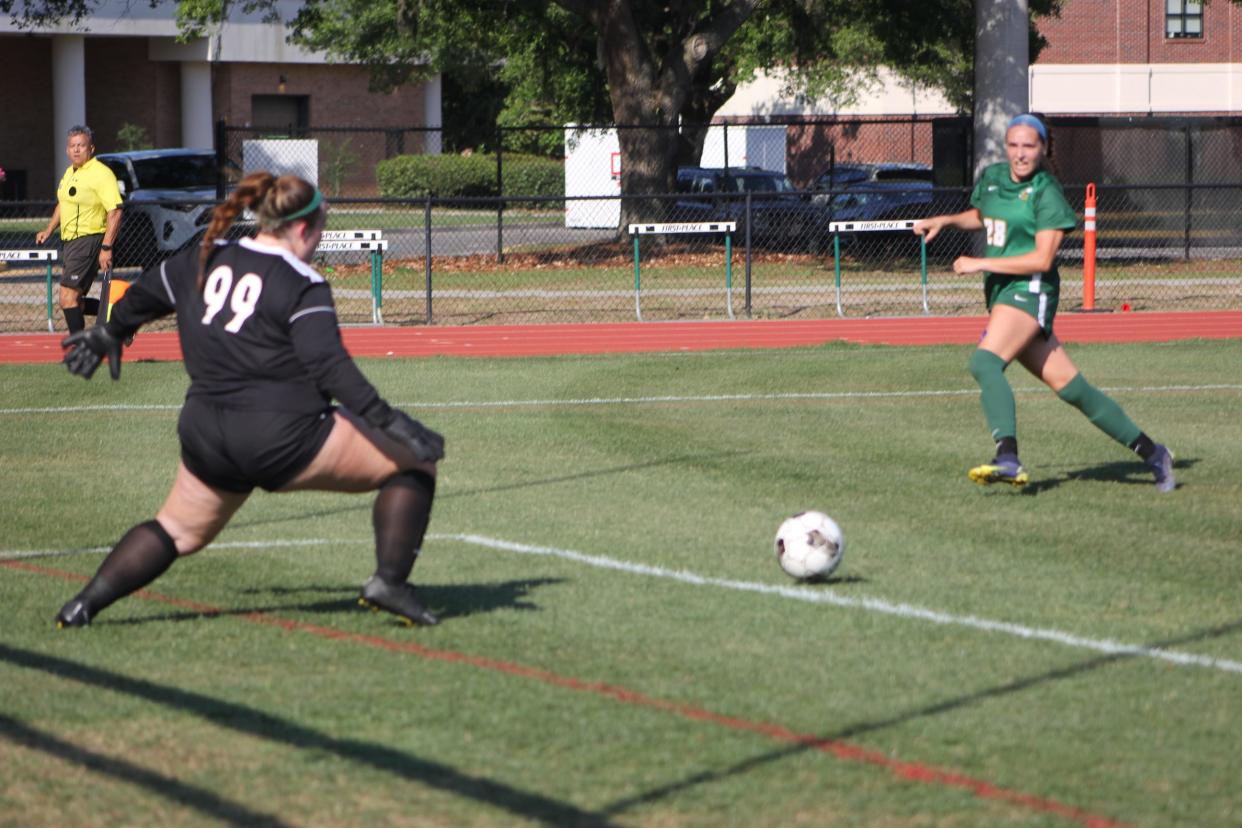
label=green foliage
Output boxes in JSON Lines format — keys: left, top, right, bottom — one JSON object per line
{"left": 321, "top": 137, "right": 359, "bottom": 196}
{"left": 375, "top": 152, "right": 562, "bottom": 198}
{"left": 499, "top": 153, "right": 563, "bottom": 197}
{"left": 375, "top": 153, "right": 495, "bottom": 198}
{"left": 115, "top": 122, "right": 153, "bottom": 152}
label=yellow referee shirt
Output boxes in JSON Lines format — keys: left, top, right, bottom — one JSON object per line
{"left": 56, "top": 157, "right": 123, "bottom": 241}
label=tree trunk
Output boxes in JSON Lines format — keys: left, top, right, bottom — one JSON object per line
{"left": 583, "top": 0, "right": 756, "bottom": 235}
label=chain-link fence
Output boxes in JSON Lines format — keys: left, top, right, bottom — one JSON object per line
{"left": 218, "top": 115, "right": 1242, "bottom": 193}
{"left": 4, "top": 181, "right": 1241, "bottom": 333}
{"left": 5, "top": 114, "right": 1242, "bottom": 333}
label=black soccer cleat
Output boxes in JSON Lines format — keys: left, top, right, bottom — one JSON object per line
{"left": 55, "top": 598, "right": 92, "bottom": 629}
{"left": 358, "top": 576, "right": 439, "bottom": 626}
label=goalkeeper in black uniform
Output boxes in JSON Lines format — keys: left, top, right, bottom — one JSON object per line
{"left": 56, "top": 171, "right": 445, "bottom": 628}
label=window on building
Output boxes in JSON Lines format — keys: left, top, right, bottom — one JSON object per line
{"left": 1166, "top": 0, "right": 1203, "bottom": 39}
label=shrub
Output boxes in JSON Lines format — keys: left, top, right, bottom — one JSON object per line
{"left": 376, "top": 153, "right": 564, "bottom": 199}
{"left": 501, "top": 155, "right": 564, "bottom": 199}
{"left": 375, "top": 154, "right": 494, "bottom": 198}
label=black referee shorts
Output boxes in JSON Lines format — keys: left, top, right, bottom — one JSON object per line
{"left": 177, "top": 397, "right": 337, "bottom": 493}
{"left": 60, "top": 234, "right": 103, "bottom": 293}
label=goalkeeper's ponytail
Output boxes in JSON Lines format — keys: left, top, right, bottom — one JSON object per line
{"left": 198, "top": 172, "right": 321, "bottom": 290}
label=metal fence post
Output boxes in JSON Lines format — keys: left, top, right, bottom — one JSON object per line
{"left": 496, "top": 127, "right": 505, "bottom": 264}
{"left": 1184, "top": 122, "right": 1193, "bottom": 260}
{"left": 744, "top": 192, "right": 752, "bottom": 316}
{"left": 424, "top": 198, "right": 433, "bottom": 325}
{"left": 744, "top": 191, "right": 752, "bottom": 308}
{"left": 214, "top": 119, "right": 228, "bottom": 200}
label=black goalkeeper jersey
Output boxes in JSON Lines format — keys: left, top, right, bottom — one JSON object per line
{"left": 108, "top": 237, "right": 389, "bottom": 422}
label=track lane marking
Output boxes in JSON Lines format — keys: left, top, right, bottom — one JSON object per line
{"left": 5, "top": 533, "right": 1239, "bottom": 676}
{"left": 2, "top": 557, "right": 1128, "bottom": 828}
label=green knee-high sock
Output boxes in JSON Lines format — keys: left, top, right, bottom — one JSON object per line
{"left": 968, "top": 349, "right": 1016, "bottom": 443}
{"left": 1057, "top": 373, "right": 1142, "bottom": 447}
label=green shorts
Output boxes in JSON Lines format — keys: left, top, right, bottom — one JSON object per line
{"left": 984, "top": 273, "right": 1060, "bottom": 338}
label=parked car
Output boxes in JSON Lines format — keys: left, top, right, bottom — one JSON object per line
{"left": 96, "top": 149, "right": 224, "bottom": 268}
{"left": 675, "top": 166, "right": 829, "bottom": 250}
{"left": 811, "top": 161, "right": 933, "bottom": 199}
{"left": 819, "top": 179, "right": 935, "bottom": 255}
{"left": 825, "top": 180, "right": 934, "bottom": 224}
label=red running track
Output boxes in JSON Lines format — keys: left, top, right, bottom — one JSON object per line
{"left": 3, "top": 311, "right": 1240, "bottom": 364}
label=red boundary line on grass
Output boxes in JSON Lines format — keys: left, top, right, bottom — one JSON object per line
{"left": 4, "top": 559, "right": 1127, "bottom": 828}
{"left": 2, "top": 311, "right": 1240, "bottom": 364}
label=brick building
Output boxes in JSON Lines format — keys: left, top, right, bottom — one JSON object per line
{"left": 722, "top": 1, "right": 1242, "bottom": 183}
{"left": 1031, "top": 0, "right": 1242, "bottom": 113}
{"left": 0, "top": 0, "right": 440, "bottom": 200}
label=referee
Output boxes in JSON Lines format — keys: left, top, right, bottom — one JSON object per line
{"left": 35, "top": 125, "right": 123, "bottom": 333}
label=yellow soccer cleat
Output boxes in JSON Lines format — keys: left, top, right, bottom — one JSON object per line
{"left": 968, "top": 454, "right": 1029, "bottom": 488}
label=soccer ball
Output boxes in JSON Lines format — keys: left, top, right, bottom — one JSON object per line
{"left": 775, "top": 511, "right": 845, "bottom": 580}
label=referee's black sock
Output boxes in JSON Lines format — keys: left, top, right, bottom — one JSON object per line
{"left": 74, "top": 520, "right": 179, "bottom": 617}
{"left": 82, "top": 297, "right": 100, "bottom": 317}
{"left": 63, "top": 306, "right": 86, "bottom": 334}
{"left": 372, "top": 470, "right": 436, "bottom": 583}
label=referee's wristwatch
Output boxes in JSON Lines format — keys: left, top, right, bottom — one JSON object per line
{"left": 100, "top": 244, "right": 113, "bottom": 251}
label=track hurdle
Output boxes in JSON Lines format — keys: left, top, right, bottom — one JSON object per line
{"left": 319, "top": 230, "right": 387, "bottom": 324}
{"left": 828, "top": 219, "right": 928, "bottom": 317}
{"left": 1, "top": 249, "right": 59, "bottom": 332}
{"left": 628, "top": 221, "right": 737, "bottom": 321}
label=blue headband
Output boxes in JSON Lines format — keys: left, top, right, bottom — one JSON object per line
{"left": 1007, "top": 114, "right": 1047, "bottom": 142}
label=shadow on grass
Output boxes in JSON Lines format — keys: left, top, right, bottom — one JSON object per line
{"left": 597, "top": 612, "right": 1242, "bottom": 817}
{"left": 104, "top": 577, "right": 566, "bottom": 628}
{"left": 1019, "top": 455, "right": 1196, "bottom": 495}
{"left": 229, "top": 450, "right": 750, "bottom": 532}
{"left": 0, "top": 644, "right": 619, "bottom": 828}
{"left": 0, "top": 712, "right": 294, "bottom": 827}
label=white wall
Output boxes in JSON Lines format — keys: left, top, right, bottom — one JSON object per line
{"left": 715, "top": 68, "right": 956, "bottom": 118}
{"left": 1031, "top": 64, "right": 1242, "bottom": 113}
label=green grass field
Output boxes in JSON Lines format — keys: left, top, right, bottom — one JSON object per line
{"left": 2, "top": 340, "right": 1240, "bottom": 827}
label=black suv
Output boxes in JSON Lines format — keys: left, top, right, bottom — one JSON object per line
{"left": 675, "top": 166, "right": 828, "bottom": 251}
{"left": 811, "top": 162, "right": 933, "bottom": 194}
{"left": 97, "top": 149, "right": 222, "bottom": 268}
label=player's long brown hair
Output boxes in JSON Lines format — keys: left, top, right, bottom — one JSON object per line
{"left": 198, "top": 172, "right": 321, "bottom": 289}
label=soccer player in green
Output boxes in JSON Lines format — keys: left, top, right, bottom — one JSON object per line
{"left": 913, "top": 114, "right": 1175, "bottom": 492}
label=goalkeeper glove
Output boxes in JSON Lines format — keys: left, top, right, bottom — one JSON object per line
{"left": 376, "top": 409, "right": 445, "bottom": 463}
{"left": 62, "top": 324, "right": 123, "bottom": 380}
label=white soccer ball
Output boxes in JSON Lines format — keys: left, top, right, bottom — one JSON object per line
{"left": 775, "top": 511, "right": 845, "bottom": 580}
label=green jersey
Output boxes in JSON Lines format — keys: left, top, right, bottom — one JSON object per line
{"left": 969, "top": 163, "right": 1078, "bottom": 285}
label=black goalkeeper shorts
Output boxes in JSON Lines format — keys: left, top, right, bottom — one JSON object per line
{"left": 177, "top": 396, "right": 337, "bottom": 493}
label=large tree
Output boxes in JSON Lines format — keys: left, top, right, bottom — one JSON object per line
{"left": 8, "top": 0, "right": 1062, "bottom": 222}
{"left": 272, "top": 0, "right": 1062, "bottom": 223}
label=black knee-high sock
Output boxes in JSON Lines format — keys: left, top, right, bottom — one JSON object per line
{"left": 83, "top": 297, "right": 100, "bottom": 317}
{"left": 372, "top": 470, "right": 436, "bottom": 584}
{"left": 63, "top": 306, "right": 86, "bottom": 334}
{"left": 75, "top": 520, "right": 179, "bottom": 616}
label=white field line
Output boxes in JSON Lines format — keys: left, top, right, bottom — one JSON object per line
{"left": 434, "top": 533, "right": 1242, "bottom": 677}
{"left": 3, "top": 384, "right": 1241, "bottom": 417}
{"left": 6, "top": 532, "right": 1239, "bottom": 677}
